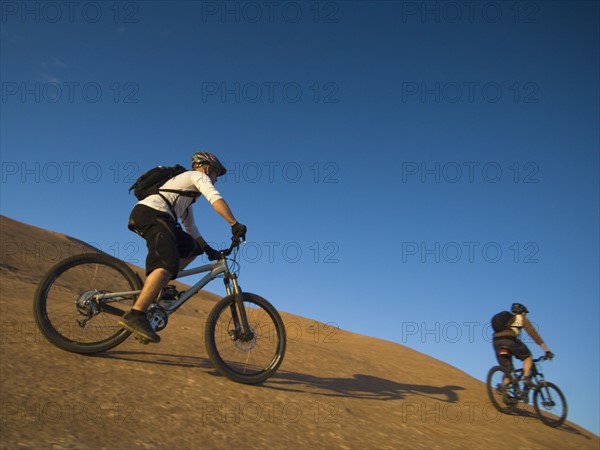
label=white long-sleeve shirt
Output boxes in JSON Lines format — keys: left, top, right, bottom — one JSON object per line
{"left": 138, "top": 170, "right": 223, "bottom": 239}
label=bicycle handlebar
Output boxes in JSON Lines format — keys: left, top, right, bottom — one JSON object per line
{"left": 216, "top": 236, "right": 244, "bottom": 259}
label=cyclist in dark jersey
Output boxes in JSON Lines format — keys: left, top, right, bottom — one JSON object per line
{"left": 493, "top": 303, "right": 554, "bottom": 387}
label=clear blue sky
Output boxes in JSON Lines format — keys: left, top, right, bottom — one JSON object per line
{"left": 2, "top": 0, "right": 598, "bottom": 435}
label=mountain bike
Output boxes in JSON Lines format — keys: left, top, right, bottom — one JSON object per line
{"left": 33, "top": 239, "right": 286, "bottom": 385}
{"left": 486, "top": 351, "right": 567, "bottom": 427}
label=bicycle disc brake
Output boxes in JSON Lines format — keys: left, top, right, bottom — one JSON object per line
{"left": 229, "top": 326, "right": 257, "bottom": 352}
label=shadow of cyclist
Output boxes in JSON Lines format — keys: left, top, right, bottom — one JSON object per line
{"left": 263, "top": 371, "right": 465, "bottom": 403}
{"left": 98, "top": 350, "right": 464, "bottom": 403}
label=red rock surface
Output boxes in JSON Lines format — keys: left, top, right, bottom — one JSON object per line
{"left": 1, "top": 215, "right": 598, "bottom": 449}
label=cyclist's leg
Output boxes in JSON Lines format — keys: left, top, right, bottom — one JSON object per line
{"left": 135, "top": 216, "right": 179, "bottom": 309}
{"left": 493, "top": 338, "right": 514, "bottom": 385}
{"left": 133, "top": 268, "right": 172, "bottom": 312}
{"left": 510, "top": 340, "right": 532, "bottom": 378}
{"left": 136, "top": 217, "right": 201, "bottom": 304}
{"left": 522, "top": 356, "right": 533, "bottom": 379}
{"left": 173, "top": 224, "right": 205, "bottom": 270}
{"left": 121, "top": 206, "right": 179, "bottom": 341}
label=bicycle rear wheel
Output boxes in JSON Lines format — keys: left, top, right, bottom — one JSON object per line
{"left": 204, "top": 292, "right": 286, "bottom": 384}
{"left": 33, "top": 253, "right": 142, "bottom": 354}
{"left": 486, "top": 366, "right": 518, "bottom": 414}
{"left": 533, "top": 381, "right": 567, "bottom": 427}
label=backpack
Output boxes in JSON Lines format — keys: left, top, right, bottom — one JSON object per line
{"left": 129, "top": 165, "right": 200, "bottom": 219}
{"left": 129, "top": 165, "right": 188, "bottom": 200}
{"left": 491, "top": 311, "right": 514, "bottom": 333}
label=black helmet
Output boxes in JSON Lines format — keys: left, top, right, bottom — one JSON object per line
{"left": 191, "top": 151, "right": 227, "bottom": 176}
{"left": 511, "top": 303, "right": 529, "bottom": 314}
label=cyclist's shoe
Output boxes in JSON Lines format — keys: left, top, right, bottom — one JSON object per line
{"left": 119, "top": 310, "right": 161, "bottom": 343}
{"left": 497, "top": 384, "right": 514, "bottom": 404}
{"left": 519, "top": 377, "right": 533, "bottom": 401}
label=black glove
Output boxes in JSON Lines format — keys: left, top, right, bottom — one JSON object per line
{"left": 203, "top": 245, "right": 219, "bottom": 261}
{"left": 545, "top": 351, "right": 555, "bottom": 360}
{"left": 231, "top": 222, "right": 247, "bottom": 242}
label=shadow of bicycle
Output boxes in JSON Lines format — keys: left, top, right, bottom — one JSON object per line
{"left": 490, "top": 400, "right": 590, "bottom": 438}
{"left": 96, "top": 349, "right": 214, "bottom": 369}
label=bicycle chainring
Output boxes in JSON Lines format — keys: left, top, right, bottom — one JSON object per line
{"left": 147, "top": 305, "right": 168, "bottom": 332}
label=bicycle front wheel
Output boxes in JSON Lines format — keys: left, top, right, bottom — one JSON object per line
{"left": 33, "top": 253, "right": 142, "bottom": 354}
{"left": 486, "top": 366, "right": 518, "bottom": 414}
{"left": 204, "top": 292, "right": 286, "bottom": 384}
{"left": 533, "top": 381, "right": 567, "bottom": 427}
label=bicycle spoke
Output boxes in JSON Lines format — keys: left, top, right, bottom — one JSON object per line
{"left": 205, "top": 293, "right": 286, "bottom": 384}
{"left": 34, "top": 254, "right": 141, "bottom": 353}
{"left": 46, "top": 264, "right": 130, "bottom": 342}
{"left": 219, "top": 303, "right": 274, "bottom": 371}
{"left": 486, "top": 366, "right": 518, "bottom": 414}
{"left": 533, "top": 382, "right": 567, "bottom": 427}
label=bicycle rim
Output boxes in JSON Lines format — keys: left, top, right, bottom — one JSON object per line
{"left": 533, "top": 382, "right": 567, "bottom": 427}
{"left": 486, "top": 366, "right": 518, "bottom": 414}
{"left": 33, "top": 253, "right": 141, "bottom": 354}
{"left": 205, "top": 293, "right": 286, "bottom": 384}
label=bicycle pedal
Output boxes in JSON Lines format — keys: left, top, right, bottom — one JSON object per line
{"left": 134, "top": 335, "right": 150, "bottom": 345}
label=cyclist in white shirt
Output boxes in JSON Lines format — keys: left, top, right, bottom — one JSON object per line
{"left": 119, "top": 152, "right": 247, "bottom": 343}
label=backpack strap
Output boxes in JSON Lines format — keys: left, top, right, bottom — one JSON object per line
{"left": 158, "top": 188, "right": 200, "bottom": 198}
{"left": 157, "top": 189, "right": 201, "bottom": 221}
{"left": 157, "top": 193, "right": 177, "bottom": 221}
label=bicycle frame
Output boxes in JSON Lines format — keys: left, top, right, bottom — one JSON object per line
{"left": 174, "top": 258, "right": 249, "bottom": 329}
{"left": 94, "top": 250, "right": 251, "bottom": 333}
{"left": 96, "top": 258, "right": 233, "bottom": 315}
{"left": 96, "top": 259, "right": 224, "bottom": 313}
{"left": 165, "top": 260, "right": 231, "bottom": 313}
{"left": 511, "top": 358, "right": 545, "bottom": 387}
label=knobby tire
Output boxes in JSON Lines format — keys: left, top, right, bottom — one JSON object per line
{"left": 486, "top": 365, "right": 518, "bottom": 414}
{"left": 533, "top": 381, "right": 567, "bottom": 427}
{"left": 33, "top": 253, "right": 142, "bottom": 354}
{"left": 204, "top": 292, "right": 286, "bottom": 384}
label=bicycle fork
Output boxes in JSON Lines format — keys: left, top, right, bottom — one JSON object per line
{"left": 224, "top": 273, "right": 253, "bottom": 341}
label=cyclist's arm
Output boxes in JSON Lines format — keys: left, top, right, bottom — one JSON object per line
{"left": 190, "top": 171, "right": 238, "bottom": 227}
{"left": 180, "top": 204, "right": 200, "bottom": 238}
{"left": 523, "top": 316, "right": 549, "bottom": 351}
{"left": 191, "top": 171, "right": 223, "bottom": 204}
{"left": 540, "top": 342, "right": 550, "bottom": 353}
{"left": 211, "top": 198, "right": 237, "bottom": 226}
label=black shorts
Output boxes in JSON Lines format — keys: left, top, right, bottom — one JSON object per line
{"left": 493, "top": 336, "right": 532, "bottom": 370}
{"left": 128, "top": 204, "right": 197, "bottom": 278}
